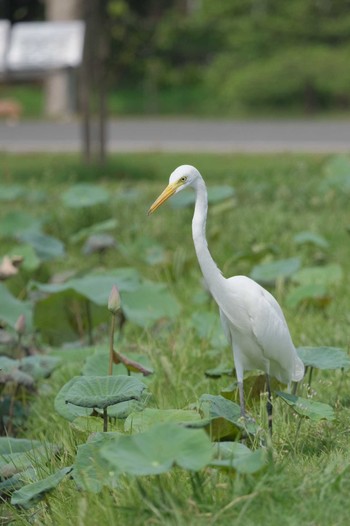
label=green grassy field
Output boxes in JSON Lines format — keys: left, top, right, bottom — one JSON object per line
{"left": 1, "top": 152, "right": 350, "bottom": 525}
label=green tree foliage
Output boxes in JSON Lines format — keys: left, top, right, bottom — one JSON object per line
{"left": 107, "top": 0, "right": 350, "bottom": 114}
{"left": 202, "top": 0, "right": 350, "bottom": 112}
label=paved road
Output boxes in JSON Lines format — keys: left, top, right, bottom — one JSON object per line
{"left": 1, "top": 118, "right": 350, "bottom": 153}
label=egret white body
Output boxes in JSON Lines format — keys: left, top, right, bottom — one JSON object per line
{"left": 149, "top": 165, "right": 304, "bottom": 430}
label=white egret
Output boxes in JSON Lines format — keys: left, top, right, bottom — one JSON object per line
{"left": 148, "top": 165, "right": 304, "bottom": 432}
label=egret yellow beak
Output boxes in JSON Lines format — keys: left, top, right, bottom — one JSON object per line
{"left": 148, "top": 182, "right": 180, "bottom": 215}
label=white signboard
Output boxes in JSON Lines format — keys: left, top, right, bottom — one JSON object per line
{"left": 0, "top": 20, "right": 10, "bottom": 73}
{"left": 7, "top": 21, "right": 85, "bottom": 72}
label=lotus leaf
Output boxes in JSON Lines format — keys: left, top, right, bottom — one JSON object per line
{"left": 191, "top": 311, "right": 227, "bottom": 348}
{"left": 205, "top": 364, "right": 233, "bottom": 378}
{"left": 11, "top": 466, "right": 72, "bottom": 508}
{"left": 100, "top": 423, "right": 213, "bottom": 475}
{"left": 70, "top": 218, "right": 118, "bottom": 243}
{"left": 65, "top": 375, "right": 146, "bottom": 410}
{"left": 0, "top": 437, "right": 42, "bottom": 456}
{"left": 0, "top": 283, "right": 33, "bottom": 330}
{"left": 0, "top": 211, "right": 42, "bottom": 238}
{"left": 293, "top": 231, "right": 328, "bottom": 249}
{"left": 211, "top": 441, "right": 266, "bottom": 474}
{"left": 292, "top": 264, "right": 343, "bottom": 287}
{"left": 321, "top": 156, "right": 350, "bottom": 193}
{"left": 0, "top": 467, "right": 37, "bottom": 497}
{"left": 18, "top": 355, "right": 61, "bottom": 380}
{"left": 276, "top": 391, "right": 335, "bottom": 421}
{"left": 82, "top": 234, "right": 116, "bottom": 255}
{"left": 286, "top": 283, "right": 330, "bottom": 309}
{"left": 32, "top": 269, "right": 141, "bottom": 305}
{"left": 297, "top": 346, "right": 350, "bottom": 370}
{"left": 55, "top": 377, "right": 93, "bottom": 421}
{"left": 198, "top": 394, "right": 258, "bottom": 438}
{"left": 7, "top": 244, "right": 41, "bottom": 271}
{"left": 121, "top": 282, "right": 180, "bottom": 327}
{"left": 0, "top": 443, "right": 59, "bottom": 479}
{"left": 62, "top": 184, "right": 109, "bottom": 208}
{"left": 0, "top": 356, "right": 18, "bottom": 373}
{"left": 18, "top": 231, "right": 65, "bottom": 261}
{"left": 250, "top": 257, "right": 301, "bottom": 286}
{"left": 171, "top": 185, "right": 234, "bottom": 208}
{"left": 124, "top": 408, "right": 201, "bottom": 433}
{"left": 73, "top": 434, "right": 120, "bottom": 492}
{"left": 0, "top": 185, "right": 25, "bottom": 202}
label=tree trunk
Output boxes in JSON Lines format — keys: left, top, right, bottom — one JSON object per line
{"left": 44, "top": 0, "right": 82, "bottom": 118}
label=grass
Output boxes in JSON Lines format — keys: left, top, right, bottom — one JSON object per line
{"left": 2, "top": 83, "right": 350, "bottom": 119}
{"left": 1, "top": 151, "right": 350, "bottom": 524}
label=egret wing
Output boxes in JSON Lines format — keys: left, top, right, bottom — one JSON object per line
{"left": 219, "top": 276, "right": 304, "bottom": 383}
{"left": 250, "top": 285, "right": 304, "bottom": 382}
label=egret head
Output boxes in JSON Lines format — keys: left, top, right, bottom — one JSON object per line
{"left": 148, "top": 165, "right": 200, "bottom": 214}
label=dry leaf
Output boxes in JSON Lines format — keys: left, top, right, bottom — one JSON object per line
{"left": 113, "top": 349, "right": 153, "bottom": 376}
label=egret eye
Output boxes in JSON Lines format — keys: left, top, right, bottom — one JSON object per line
{"left": 180, "top": 176, "right": 187, "bottom": 183}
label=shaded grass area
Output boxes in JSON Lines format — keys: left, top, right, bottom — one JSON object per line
{"left": 2, "top": 152, "right": 350, "bottom": 524}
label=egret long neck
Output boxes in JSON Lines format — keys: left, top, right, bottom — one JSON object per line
{"left": 192, "top": 178, "right": 225, "bottom": 295}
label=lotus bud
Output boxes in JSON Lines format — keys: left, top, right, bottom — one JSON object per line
{"left": 108, "top": 285, "right": 121, "bottom": 314}
{"left": 15, "top": 314, "right": 26, "bottom": 335}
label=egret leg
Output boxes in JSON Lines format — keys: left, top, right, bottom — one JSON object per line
{"left": 266, "top": 374, "right": 273, "bottom": 435}
{"left": 238, "top": 381, "right": 246, "bottom": 418}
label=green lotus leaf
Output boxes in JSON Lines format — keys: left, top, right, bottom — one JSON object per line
{"left": 0, "top": 468, "right": 37, "bottom": 497}
{"left": 297, "top": 347, "right": 350, "bottom": 370}
{"left": 0, "top": 443, "right": 59, "bottom": 479}
{"left": 171, "top": 185, "right": 234, "bottom": 208}
{"left": 0, "top": 368, "right": 35, "bottom": 389}
{"left": 18, "top": 231, "right": 65, "bottom": 261}
{"left": 65, "top": 375, "right": 146, "bottom": 410}
{"left": 70, "top": 218, "right": 118, "bottom": 243}
{"left": 191, "top": 311, "right": 227, "bottom": 348}
{"left": 0, "top": 437, "right": 42, "bottom": 456}
{"left": 62, "top": 184, "right": 109, "bottom": 208}
{"left": 0, "top": 356, "right": 18, "bottom": 373}
{"left": 100, "top": 423, "right": 213, "bottom": 475}
{"left": 204, "top": 364, "right": 233, "bottom": 378}
{"left": 73, "top": 434, "right": 120, "bottom": 493}
{"left": 0, "top": 211, "right": 42, "bottom": 238}
{"left": 293, "top": 231, "right": 329, "bottom": 249}
{"left": 276, "top": 391, "right": 335, "bottom": 421}
{"left": 121, "top": 282, "right": 180, "bottom": 327}
{"left": 124, "top": 408, "right": 201, "bottom": 433}
{"left": 286, "top": 283, "right": 330, "bottom": 309}
{"left": 55, "top": 377, "right": 93, "bottom": 421}
{"left": 250, "top": 257, "right": 301, "bottom": 285}
{"left": 0, "top": 185, "right": 25, "bottom": 202}
{"left": 211, "top": 442, "right": 266, "bottom": 474}
{"left": 292, "top": 264, "right": 343, "bottom": 287}
{"left": 32, "top": 269, "right": 141, "bottom": 305}
{"left": 7, "top": 244, "right": 41, "bottom": 271}
{"left": 82, "top": 234, "right": 116, "bottom": 255}
{"left": 11, "top": 466, "right": 72, "bottom": 508}
{"left": 198, "top": 394, "right": 258, "bottom": 439}
{"left": 18, "top": 355, "right": 61, "bottom": 380}
{"left": 321, "top": 156, "right": 350, "bottom": 193}
{"left": 0, "top": 283, "right": 33, "bottom": 330}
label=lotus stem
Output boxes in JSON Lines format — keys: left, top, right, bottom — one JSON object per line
{"left": 103, "top": 407, "right": 108, "bottom": 432}
{"left": 86, "top": 300, "right": 93, "bottom": 345}
{"left": 308, "top": 367, "right": 313, "bottom": 389}
{"left": 108, "top": 314, "right": 116, "bottom": 375}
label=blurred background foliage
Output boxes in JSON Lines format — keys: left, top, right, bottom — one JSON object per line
{"left": 2, "top": 0, "right": 350, "bottom": 116}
